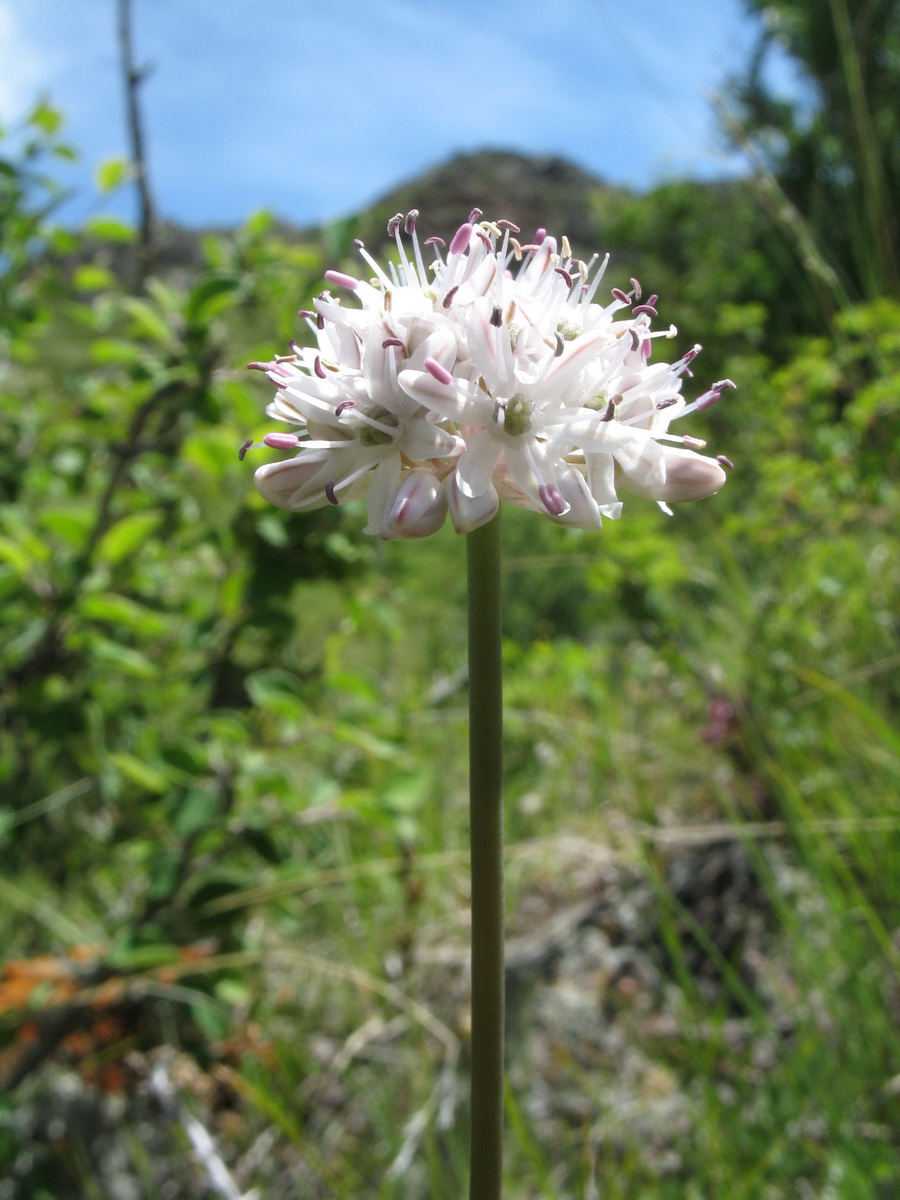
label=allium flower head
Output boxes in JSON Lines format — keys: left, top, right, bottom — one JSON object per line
{"left": 245, "top": 209, "right": 733, "bottom": 537}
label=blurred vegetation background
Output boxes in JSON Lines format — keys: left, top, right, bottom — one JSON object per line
{"left": 1, "top": 0, "right": 899, "bottom": 1196}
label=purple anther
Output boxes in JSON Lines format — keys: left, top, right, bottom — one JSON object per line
{"left": 490, "top": 305, "right": 503, "bottom": 328}
{"left": 656, "top": 397, "right": 678, "bottom": 410}
{"left": 632, "top": 304, "right": 658, "bottom": 317}
{"left": 468, "top": 207, "right": 483, "bottom": 223}
{"left": 316, "top": 312, "right": 325, "bottom": 330}
{"left": 382, "top": 337, "right": 405, "bottom": 350}
{"left": 647, "top": 294, "right": 659, "bottom": 307}
{"left": 694, "top": 378, "right": 736, "bottom": 410}
{"left": 387, "top": 213, "right": 403, "bottom": 236}
{"left": 246, "top": 360, "right": 271, "bottom": 373}
{"left": 554, "top": 267, "right": 574, "bottom": 287}
{"left": 298, "top": 309, "right": 316, "bottom": 320}
{"left": 263, "top": 432, "right": 300, "bottom": 450}
{"left": 630, "top": 277, "right": 642, "bottom": 300}
{"left": 424, "top": 236, "right": 446, "bottom": 247}
{"left": 449, "top": 223, "right": 474, "bottom": 255}
{"left": 238, "top": 438, "right": 254, "bottom": 461}
{"left": 314, "top": 355, "right": 326, "bottom": 379}
{"left": 424, "top": 357, "right": 454, "bottom": 386}
{"left": 442, "top": 285, "right": 460, "bottom": 309}
{"left": 554, "top": 332, "right": 564, "bottom": 357}
{"left": 682, "top": 435, "right": 707, "bottom": 449}
{"left": 289, "top": 341, "right": 302, "bottom": 355}
{"left": 641, "top": 340, "right": 652, "bottom": 360}
{"left": 681, "top": 346, "right": 700, "bottom": 363}
{"left": 476, "top": 229, "right": 492, "bottom": 250}
{"left": 716, "top": 454, "right": 735, "bottom": 470}
{"left": 354, "top": 238, "right": 365, "bottom": 249}
{"left": 324, "top": 270, "right": 358, "bottom": 291}
{"left": 405, "top": 209, "right": 419, "bottom": 234}
{"left": 538, "top": 483, "right": 566, "bottom": 516}
{"left": 630, "top": 330, "right": 641, "bottom": 351}
{"left": 533, "top": 228, "right": 547, "bottom": 245}
{"left": 324, "top": 481, "right": 340, "bottom": 506}
{"left": 335, "top": 401, "right": 357, "bottom": 417}
{"left": 602, "top": 398, "right": 616, "bottom": 422}
{"left": 496, "top": 219, "right": 521, "bottom": 232}
{"left": 611, "top": 287, "right": 630, "bottom": 304}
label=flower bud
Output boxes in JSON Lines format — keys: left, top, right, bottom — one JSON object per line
{"left": 618, "top": 447, "right": 727, "bottom": 503}
{"left": 379, "top": 469, "right": 448, "bottom": 540}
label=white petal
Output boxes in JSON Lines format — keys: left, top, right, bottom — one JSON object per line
{"left": 456, "top": 430, "right": 500, "bottom": 499}
{"left": 254, "top": 454, "right": 332, "bottom": 510}
{"left": 549, "top": 467, "right": 603, "bottom": 529}
{"left": 397, "top": 368, "right": 469, "bottom": 423}
{"left": 407, "top": 324, "right": 458, "bottom": 371}
{"left": 584, "top": 452, "right": 623, "bottom": 518}
{"left": 403, "top": 418, "right": 464, "bottom": 461}
{"left": 447, "top": 471, "right": 499, "bottom": 533}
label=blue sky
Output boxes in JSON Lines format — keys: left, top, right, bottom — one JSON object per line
{"left": 0, "top": 0, "right": 786, "bottom": 229}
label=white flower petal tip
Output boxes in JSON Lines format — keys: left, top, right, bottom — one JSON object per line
{"left": 254, "top": 456, "right": 328, "bottom": 511}
{"left": 619, "top": 448, "right": 729, "bottom": 503}
{"left": 447, "top": 472, "right": 499, "bottom": 534}
{"left": 245, "top": 206, "right": 734, "bottom": 535}
{"left": 379, "top": 470, "right": 448, "bottom": 540}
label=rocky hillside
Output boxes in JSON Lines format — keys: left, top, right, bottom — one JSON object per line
{"left": 350, "top": 148, "right": 631, "bottom": 253}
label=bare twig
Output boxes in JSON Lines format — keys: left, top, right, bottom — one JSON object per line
{"left": 117, "top": 0, "right": 157, "bottom": 283}
{"left": 149, "top": 1054, "right": 258, "bottom": 1200}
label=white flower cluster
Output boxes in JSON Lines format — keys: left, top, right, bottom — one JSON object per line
{"left": 244, "top": 209, "right": 733, "bottom": 538}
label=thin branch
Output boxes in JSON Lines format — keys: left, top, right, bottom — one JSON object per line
{"left": 117, "top": 0, "right": 157, "bottom": 283}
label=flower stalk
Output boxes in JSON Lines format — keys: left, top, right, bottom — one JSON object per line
{"left": 243, "top": 207, "right": 735, "bottom": 1191}
{"left": 466, "top": 511, "right": 505, "bottom": 1200}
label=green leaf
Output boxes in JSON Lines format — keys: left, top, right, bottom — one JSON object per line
{"left": 215, "top": 977, "right": 251, "bottom": 1007}
{"left": 147, "top": 847, "right": 181, "bottom": 899}
{"left": 49, "top": 227, "right": 80, "bottom": 255}
{"left": 172, "top": 788, "right": 218, "bottom": 837}
{"left": 78, "top": 592, "right": 168, "bottom": 637}
{"left": 73, "top": 264, "right": 116, "bottom": 292}
{"left": 242, "top": 210, "right": 273, "bottom": 238}
{"left": 88, "top": 636, "right": 157, "bottom": 679}
{"left": 122, "top": 297, "right": 176, "bottom": 347}
{"left": 181, "top": 426, "right": 244, "bottom": 478}
{"left": 256, "top": 514, "right": 289, "bottom": 547}
{"left": 39, "top": 508, "right": 92, "bottom": 549}
{"left": 95, "top": 511, "right": 163, "bottom": 564}
{"left": 89, "top": 337, "right": 143, "bottom": 365}
{"left": 246, "top": 669, "right": 305, "bottom": 711}
{"left": 185, "top": 274, "right": 240, "bottom": 325}
{"left": 94, "top": 158, "right": 131, "bottom": 193}
{"left": 84, "top": 214, "right": 137, "bottom": 243}
{"left": 109, "top": 751, "right": 170, "bottom": 793}
{"left": 0, "top": 536, "right": 33, "bottom": 577}
{"left": 29, "top": 101, "right": 63, "bottom": 135}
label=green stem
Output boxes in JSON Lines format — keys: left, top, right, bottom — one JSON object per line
{"left": 466, "top": 512, "right": 505, "bottom": 1200}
